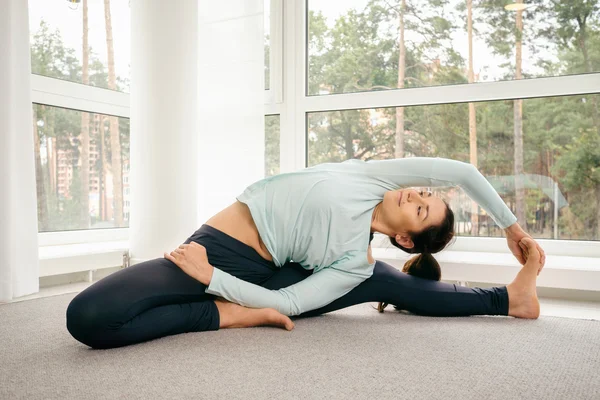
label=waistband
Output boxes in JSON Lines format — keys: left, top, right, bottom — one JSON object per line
{"left": 187, "top": 224, "right": 278, "bottom": 271}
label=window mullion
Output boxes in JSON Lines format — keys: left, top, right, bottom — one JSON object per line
{"left": 31, "top": 74, "right": 129, "bottom": 117}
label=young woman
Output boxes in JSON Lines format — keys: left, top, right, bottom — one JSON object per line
{"left": 66, "top": 157, "right": 545, "bottom": 349}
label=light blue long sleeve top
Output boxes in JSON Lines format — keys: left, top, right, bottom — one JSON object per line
{"left": 205, "top": 157, "right": 517, "bottom": 316}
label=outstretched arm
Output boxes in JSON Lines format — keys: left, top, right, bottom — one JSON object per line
{"left": 206, "top": 263, "right": 370, "bottom": 316}
{"left": 165, "top": 243, "right": 374, "bottom": 316}
{"left": 350, "top": 157, "right": 545, "bottom": 265}
{"left": 357, "top": 157, "right": 517, "bottom": 229}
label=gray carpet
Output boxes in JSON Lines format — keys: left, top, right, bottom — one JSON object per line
{"left": 1, "top": 293, "right": 599, "bottom": 400}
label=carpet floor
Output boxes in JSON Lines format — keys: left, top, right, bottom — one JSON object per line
{"left": 1, "top": 292, "right": 599, "bottom": 400}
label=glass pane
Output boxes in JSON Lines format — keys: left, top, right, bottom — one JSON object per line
{"left": 307, "top": 0, "right": 600, "bottom": 96}
{"left": 265, "top": 0, "right": 271, "bottom": 90}
{"left": 265, "top": 114, "right": 280, "bottom": 177}
{"left": 29, "top": 0, "right": 131, "bottom": 93}
{"left": 307, "top": 94, "right": 600, "bottom": 241}
{"left": 33, "top": 104, "right": 130, "bottom": 232}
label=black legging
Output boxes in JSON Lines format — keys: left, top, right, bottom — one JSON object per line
{"left": 66, "top": 225, "right": 509, "bottom": 349}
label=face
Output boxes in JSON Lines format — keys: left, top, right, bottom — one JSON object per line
{"left": 381, "top": 188, "right": 447, "bottom": 248}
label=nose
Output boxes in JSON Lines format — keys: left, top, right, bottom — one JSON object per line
{"left": 407, "top": 189, "right": 424, "bottom": 204}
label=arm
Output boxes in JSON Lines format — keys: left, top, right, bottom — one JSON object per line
{"left": 360, "top": 157, "right": 517, "bottom": 229}
{"left": 359, "top": 157, "right": 545, "bottom": 266}
{"left": 205, "top": 256, "right": 373, "bottom": 316}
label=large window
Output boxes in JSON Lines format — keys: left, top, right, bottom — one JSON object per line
{"left": 26, "top": 0, "right": 597, "bottom": 252}
{"left": 307, "top": 93, "right": 600, "bottom": 241}
{"left": 33, "top": 104, "right": 130, "bottom": 232}
{"left": 308, "top": 0, "right": 600, "bottom": 96}
{"left": 29, "top": 0, "right": 131, "bottom": 93}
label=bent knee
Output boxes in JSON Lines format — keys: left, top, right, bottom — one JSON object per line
{"left": 66, "top": 295, "right": 108, "bottom": 347}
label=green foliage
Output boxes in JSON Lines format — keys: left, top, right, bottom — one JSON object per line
{"left": 30, "top": 18, "right": 130, "bottom": 232}
{"left": 305, "top": 0, "right": 600, "bottom": 239}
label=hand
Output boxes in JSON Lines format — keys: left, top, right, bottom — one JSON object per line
{"left": 505, "top": 223, "right": 546, "bottom": 273}
{"left": 164, "top": 242, "right": 214, "bottom": 285}
{"left": 518, "top": 237, "right": 545, "bottom": 276}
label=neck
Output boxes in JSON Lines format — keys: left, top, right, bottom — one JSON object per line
{"left": 371, "top": 202, "right": 394, "bottom": 237}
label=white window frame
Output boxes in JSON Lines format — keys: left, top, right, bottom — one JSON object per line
{"left": 281, "top": 0, "right": 600, "bottom": 259}
{"left": 31, "top": 75, "right": 130, "bottom": 247}
{"left": 32, "top": 0, "right": 600, "bottom": 277}
{"left": 35, "top": 0, "right": 283, "bottom": 249}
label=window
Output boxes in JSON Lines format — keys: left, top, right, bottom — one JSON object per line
{"left": 307, "top": 93, "right": 600, "bottom": 241}
{"left": 29, "top": 0, "right": 130, "bottom": 93}
{"left": 33, "top": 104, "right": 130, "bottom": 232}
{"left": 265, "top": 115, "right": 281, "bottom": 177}
{"left": 264, "top": 0, "right": 283, "bottom": 104}
{"left": 307, "top": 0, "right": 600, "bottom": 96}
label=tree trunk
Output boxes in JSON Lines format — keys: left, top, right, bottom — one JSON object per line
{"left": 52, "top": 136, "right": 58, "bottom": 199}
{"left": 46, "top": 131, "right": 55, "bottom": 197}
{"left": 32, "top": 106, "right": 48, "bottom": 231}
{"left": 467, "top": 0, "right": 479, "bottom": 236}
{"left": 99, "top": 116, "right": 106, "bottom": 220}
{"left": 104, "top": 0, "right": 124, "bottom": 227}
{"left": 395, "top": 0, "right": 406, "bottom": 159}
{"left": 576, "top": 17, "right": 600, "bottom": 133}
{"left": 513, "top": 2, "right": 526, "bottom": 228}
{"left": 80, "top": 0, "right": 91, "bottom": 229}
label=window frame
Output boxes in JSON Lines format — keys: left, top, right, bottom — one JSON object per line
{"left": 32, "top": 0, "right": 600, "bottom": 260}
{"left": 31, "top": 74, "right": 130, "bottom": 246}
{"left": 33, "top": 0, "right": 282, "bottom": 248}
{"left": 291, "top": 0, "right": 600, "bottom": 257}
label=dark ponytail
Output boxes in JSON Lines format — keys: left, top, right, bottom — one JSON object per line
{"left": 370, "top": 201, "right": 454, "bottom": 313}
{"left": 377, "top": 251, "right": 442, "bottom": 312}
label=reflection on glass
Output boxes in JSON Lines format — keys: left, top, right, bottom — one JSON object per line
{"left": 308, "top": 0, "right": 600, "bottom": 96}
{"left": 307, "top": 94, "right": 600, "bottom": 241}
{"left": 29, "top": 0, "right": 130, "bottom": 92}
{"left": 265, "top": 115, "right": 280, "bottom": 177}
{"left": 33, "top": 104, "right": 130, "bottom": 232}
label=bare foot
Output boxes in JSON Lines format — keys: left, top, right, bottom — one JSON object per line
{"left": 214, "top": 298, "right": 295, "bottom": 330}
{"left": 507, "top": 238, "right": 541, "bottom": 319}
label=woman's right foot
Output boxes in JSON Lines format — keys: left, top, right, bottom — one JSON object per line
{"left": 215, "top": 298, "right": 295, "bottom": 331}
{"left": 506, "top": 238, "right": 541, "bottom": 319}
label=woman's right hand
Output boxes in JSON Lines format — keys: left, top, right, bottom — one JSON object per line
{"left": 505, "top": 223, "right": 546, "bottom": 273}
{"left": 164, "top": 242, "right": 215, "bottom": 285}
{"left": 519, "top": 237, "right": 544, "bottom": 275}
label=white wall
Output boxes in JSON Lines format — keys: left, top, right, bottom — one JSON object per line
{"left": 197, "top": 0, "right": 265, "bottom": 224}
{"left": 129, "top": 0, "right": 200, "bottom": 264}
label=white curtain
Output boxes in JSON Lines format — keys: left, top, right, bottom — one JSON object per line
{"left": 0, "top": 0, "right": 40, "bottom": 302}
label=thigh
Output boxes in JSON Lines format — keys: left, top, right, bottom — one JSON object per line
{"left": 69, "top": 225, "right": 279, "bottom": 327}
{"left": 184, "top": 224, "right": 278, "bottom": 286}
{"left": 67, "top": 257, "right": 210, "bottom": 327}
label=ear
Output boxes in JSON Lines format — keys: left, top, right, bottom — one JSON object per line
{"left": 395, "top": 234, "right": 414, "bottom": 249}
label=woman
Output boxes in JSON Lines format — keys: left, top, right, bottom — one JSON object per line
{"left": 66, "top": 157, "right": 545, "bottom": 349}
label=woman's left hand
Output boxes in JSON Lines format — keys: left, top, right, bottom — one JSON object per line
{"left": 164, "top": 242, "right": 214, "bottom": 285}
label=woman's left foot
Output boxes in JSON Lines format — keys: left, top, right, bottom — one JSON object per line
{"left": 506, "top": 238, "right": 541, "bottom": 319}
{"left": 215, "top": 299, "right": 295, "bottom": 330}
